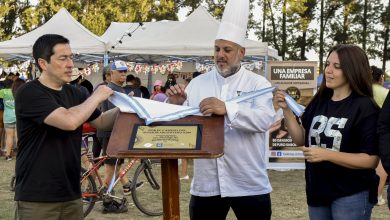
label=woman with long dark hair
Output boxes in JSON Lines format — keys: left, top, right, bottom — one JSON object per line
{"left": 275, "top": 44, "right": 379, "bottom": 219}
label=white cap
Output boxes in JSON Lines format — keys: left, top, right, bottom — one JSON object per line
{"left": 111, "top": 60, "right": 128, "bottom": 71}
{"left": 215, "top": 0, "right": 249, "bottom": 47}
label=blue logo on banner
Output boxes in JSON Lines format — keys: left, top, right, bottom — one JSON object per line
{"left": 156, "top": 143, "right": 163, "bottom": 148}
{"left": 277, "top": 152, "right": 282, "bottom": 156}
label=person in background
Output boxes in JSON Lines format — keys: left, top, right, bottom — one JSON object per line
{"left": 179, "top": 72, "right": 202, "bottom": 181}
{"left": 97, "top": 60, "right": 143, "bottom": 213}
{"left": 8, "top": 78, "right": 26, "bottom": 157}
{"left": 77, "top": 68, "right": 93, "bottom": 94}
{"left": 167, "top": 0, "right": 275, "bottom": 218}
{"left": 70, "top": 68, "right": 90, "bottom": 99}
{"left": 14, "top": 34, "right": 117, "bottom": 219}
{"left": 151, "top": 80, "right": 167, "bottom": 102}
{"left": 371, "top": 65, "right": 389, "bottom": 206}
{"left": 7, "top": 73, "right": 16, "bottom": 81}
{"left": 94, "top": 65, "right": 111, "bottom": 90}
{"left": 137, "top": 77, "right": 150, "bottom": 99}
{"left": 123, "top": 74, "right": 142, "bottom": 97}
{"left": 0, "top": 79, "right": 17, "bottom": 160}
{"left": 0, "top": 73, "right": 5, "bottom": 155}
{"left": 92, "top": 65, "right": 112, "bottom": 159}
{"left": 164, "top": 73, "right": 176, "bottom": 89}
{"left": 275, "top": 44, "right": 380, "bottom": 219}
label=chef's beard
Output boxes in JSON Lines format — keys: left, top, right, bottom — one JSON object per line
{"left": 216, "top": 63, "right": 241, "bottom": 78}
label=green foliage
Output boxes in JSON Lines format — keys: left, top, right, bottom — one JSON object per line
{"left": 1, "top": 0, "right": 390, "bottom": 68}
{"left": 0, "top": 0, "right": 20, "bottom": 40}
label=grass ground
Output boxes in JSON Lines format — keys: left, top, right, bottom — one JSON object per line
{"left": 0, "top": 159, "right": 388, "bottom": 220}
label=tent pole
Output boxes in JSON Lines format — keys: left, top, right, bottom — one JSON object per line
{"left": 147, "top": 67, "right": 153, "bottom": 92}
{"left": 103, "top": 52, "right": 109, "bottom": 66}
{"left": 264, "top": 55, "right": 268, "bottom": 78}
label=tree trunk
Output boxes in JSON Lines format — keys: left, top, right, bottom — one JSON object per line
{"left": 319, "top": 0, "right": 325, "bottom": 73}
{"left": 300, "top": 31, "right": 307, "bottom": 60}
{"left": 383, "top": 21, "right": 389, "bottom": 70}
{"left": 267, "top": 0, "right": 281, "bottom": 54}
{"left": 281, "top": 0, "right": 287, "bottom": 60}
{"left": 262, "top": 0, "right": 266, "bottom": 40}
{"left": 362, "top": 0, "right": 368, "bottom": 50}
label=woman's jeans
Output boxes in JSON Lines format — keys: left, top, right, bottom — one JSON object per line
{"left": 308, "top": 191, "right": 374, "bottom": 220}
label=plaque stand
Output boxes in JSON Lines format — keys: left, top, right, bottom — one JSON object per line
{"left": 107, "top": 113, "right": 224, "bottom": 220}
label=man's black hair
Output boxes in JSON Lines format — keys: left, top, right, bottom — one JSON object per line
{"left": 192, "top": 71, "right": 201, "bottom": 78}
{"left": 32, "top": 34, "right": 70, "bottom": 72}
{"left": 371, "top": 65, "right": 384, "bottom": 83}
{"left": 126, "top": 74, "right": 135, "bottom": 82}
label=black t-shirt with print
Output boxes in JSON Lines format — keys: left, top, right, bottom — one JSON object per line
{"left": 301, "top": 92, "right": 379, "bottom": 206}
{"left": 14, "top": 80, "right": 101, "bottom": 202}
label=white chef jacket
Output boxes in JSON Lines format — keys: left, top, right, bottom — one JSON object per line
{"left": 185, "top": 67, "right": 275, "bottom": 197}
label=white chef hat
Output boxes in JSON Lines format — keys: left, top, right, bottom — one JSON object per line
{"left": 215, "top": 0, "right": 249, "bottom": 47}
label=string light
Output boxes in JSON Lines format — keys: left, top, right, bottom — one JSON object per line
{"left": 109, "top": 22, "right": 144, "bottom": 52}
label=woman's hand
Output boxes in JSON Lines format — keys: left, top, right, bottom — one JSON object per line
{"left": 302, "top": 146, "right": 330, "bottom": 163}
{"left": 274, "top": 89, "right": 289, "bottom": 110}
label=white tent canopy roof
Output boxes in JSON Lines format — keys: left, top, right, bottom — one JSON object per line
{"left": 102, "top": 20, "right": 180, "bottom": 50}
{"left": 105, "top": 6, "right": 280, "bottom": 60}
{"left": 0, "top": 8, "right": 106, "bottom": 55}
{"left": 0, "top": 6, "right": 280, "bottom": 63}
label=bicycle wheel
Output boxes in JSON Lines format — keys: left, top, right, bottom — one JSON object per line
{"left": 80, "top": 168, "right": 97, "bottom": 217}
{"left": 132, "top": 159, "right": 163, "bottom": 216}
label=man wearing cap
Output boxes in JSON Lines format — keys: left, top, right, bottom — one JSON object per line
{"left": 14, "top": 34, "right": 117, "bottom": 219}
{"left": 166, "top": 0, "right": 274, "bottom": 219}
{"left": 97, "top": 60, "right": 142, "bottom": 213}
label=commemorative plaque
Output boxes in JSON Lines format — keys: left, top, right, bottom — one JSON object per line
{"left": 107, "top": 112, "right": 224, "bottom": 159}
{"left": 106, "top": 112, "right": 224, "bottom": 220}
{"left": 129, "top": 124, "right": 202, "bottom": 150}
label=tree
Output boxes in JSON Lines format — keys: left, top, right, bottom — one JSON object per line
{"left": 285, "top": 0, "right": 317, "bottom": 60}
{"left": 318, "top": 0, "right": 341, "bottom": 73}
{"left": 381, "top": 0, "right": 390, "bottom": 70}
{"left": 176, "top": 0, "right": 203, "bottom": 14}
{"left": 353, "top": 0, "right": 382, "bottom": 58}
{"left": 0, "top": 0, "right": 20, "bottom": 40}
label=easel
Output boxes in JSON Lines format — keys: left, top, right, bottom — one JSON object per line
{"left": 107, "top": 113, "right": 224, "bottom": 220}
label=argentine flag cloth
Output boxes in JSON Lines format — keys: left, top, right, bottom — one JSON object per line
{"left": 108, "top": 86, "right": 304, "bottom": 125}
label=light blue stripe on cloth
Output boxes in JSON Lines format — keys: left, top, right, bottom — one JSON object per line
{"left": 109, "top": 86, "right": 304, "bottom": 125}
{"left": 284, "top": 94, "right": 305, "bottom": 117}
{"left": 228, "top": 86, "right": 276, "bottom": 103}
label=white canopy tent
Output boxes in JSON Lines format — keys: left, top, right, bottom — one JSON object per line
{"left": 0, "top": 8, "right": 106, "bottom": 60}
{"left": 102, "top": 6, "right": 280, "bottom": 63}
{"left": 0, "top": 6, "right": 280, "bottom": 64}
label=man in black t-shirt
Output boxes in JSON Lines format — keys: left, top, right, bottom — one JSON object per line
{"left": 14, "top": 34, "right": 118, "bottom": 220}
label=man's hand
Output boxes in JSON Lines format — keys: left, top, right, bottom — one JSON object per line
{"left": 199, "top": 97, "right": 226, "bottom": 116}
{"left": 166, "top": 84, "right": 187, "bottom": 105}
{"left": 92, "top": 85, "right": 113, "bottom": 103}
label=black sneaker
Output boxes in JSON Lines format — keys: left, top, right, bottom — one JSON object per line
{"left": 123, "top": 181, "right": 144, "bottom": 195}
{"left": 102, "top": 199, "right": 128, "bottom": 214}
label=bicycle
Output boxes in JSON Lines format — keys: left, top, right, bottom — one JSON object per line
{"left": 80, "top": 133, "right": 163, "bottom": 217}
